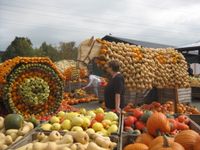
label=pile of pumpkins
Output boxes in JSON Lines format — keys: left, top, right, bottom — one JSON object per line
{"left": 122, "top": 110, "right": 200, "bottom": 150}
{"left": 64, "top": 66, "right": 87, "bottom": 82}
{"left": 0, "top": 114, "right": 34, "bottom": 150}
{"left": 139, "top": 101, "right": 200, "bottom": 114}
{"left": 190, "top": 76, "right": 200, "bottom": 87}
{"left": 123, "top": 109, "right": 192, "bottom": 136}
{"left": 55, "top": 60, "right": 77, "bottom": 73}
{"left": 96, "top": 39, "right": 190, "bottom": 90}
{"left": 124, "top": 130, "right": 200, "bottom": 150}
{"left": 62, "top": 92, "right": 97, "bottom": 105}
{"left": 15, "top": 130, "right": 117, "bottom": 150}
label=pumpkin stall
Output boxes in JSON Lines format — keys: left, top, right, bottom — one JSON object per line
{"left": 78, "top": 37, "right": 191, "bottom": 107}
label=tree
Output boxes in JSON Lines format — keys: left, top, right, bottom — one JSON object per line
{"left": 58, "top": 42, "right": 78, "bottom": 60}
{"left": 2, "top": 37, "right": 34, "bottom": 61}
{"left": 39, "top": 42, "right": 60, "bottom": 61}
{"left": 2, "top": 37, "right": 78, "bottom": 62}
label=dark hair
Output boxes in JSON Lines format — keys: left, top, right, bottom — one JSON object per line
{"left": 108, "top": 60, "right": 120, "bottom": 72}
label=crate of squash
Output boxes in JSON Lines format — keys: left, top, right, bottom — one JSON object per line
{"left": 0, "top": 114, "right": 36, "bottom": 150}
{"left": 121, "top": 108, "right": 200, "bottom": 149}
{"left": 9, "top": 130, "right": 119, "bottom": 150}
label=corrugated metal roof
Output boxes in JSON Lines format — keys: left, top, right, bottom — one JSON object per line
{"left": 177, "top": 41, "right": 200, "bottom": 49}
{"left": 102, "top": 35, "right": 174, "bottom": 48}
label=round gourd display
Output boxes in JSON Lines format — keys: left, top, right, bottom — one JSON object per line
{"left": 1, "top": 57, "right": 64, "bottom": 118}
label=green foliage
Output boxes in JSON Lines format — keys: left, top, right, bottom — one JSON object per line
{"left": 58, "top": 42, "right": 78, "bottom": 60}
{"left": 2, "top": 37, "right": 78, "bottom": 62}
{"left": 2, "top": 37, "right": 34, "bottom": 61}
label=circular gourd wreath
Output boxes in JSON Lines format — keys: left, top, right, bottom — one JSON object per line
{"left": 19, "top": 77, "right": 50, "bottom": 105}
{"left": 3, "top": 63, "right": 64, "bottom": 118}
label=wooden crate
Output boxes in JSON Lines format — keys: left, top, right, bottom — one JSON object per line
{"left": 6, "top": 129, "right": 36, "bottom": 150}
{"left": 192, "top": 87, "right": 200, "bottom": 100}
{"left": 158, "top": 88, "right": 191, "bottom": 103}
{"left": 124, "top": 89, "right": 152, "bottom": 105}
{"left": 120, "top": 120, "right": 200, "bottom": 150}
{"left": 189, "top": 115, "right": 200, "bottom": 126}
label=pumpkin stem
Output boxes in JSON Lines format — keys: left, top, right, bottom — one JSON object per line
{"left": 156, "top": 129, "right": 162, "bottom": 136}
{"left": 163, "top": 135, "right": 170, "bottom": 147}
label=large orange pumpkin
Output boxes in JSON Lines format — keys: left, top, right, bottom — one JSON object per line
{"left": 194, "top": 135, "right": 200, "bottom": 150}
{"left": 135, "top": 133, "right": 154, "bottom": 146}
{"left": 149, "top": 135, "right": 174, "bottom": 149}
{"left": 123, "top": 143, "right": 148, "bottom": 150}
{"left": 146, "top": 112, "right": 170, "bottom": 137}
{"left": 174, "top": 130, "right": 199, "bottom": 150}
{"left": 150, "top": 135, "right": 184, "bottom": 150}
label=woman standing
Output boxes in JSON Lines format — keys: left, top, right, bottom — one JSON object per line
{"left": 104, "top": 60, "right": 125, "bottom": 112}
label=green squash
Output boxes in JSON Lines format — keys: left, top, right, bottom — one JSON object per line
{"left": 4, "top": 114, "right": 24, "bottom": 130}
{"left": 166, "top": 114, "right": 174, "bottom": 119}
{"left": 132, "top": 129, "right": 141, "bottom": 135}
{"left": 140, "top": 111, "right": 153, "bottom": 123}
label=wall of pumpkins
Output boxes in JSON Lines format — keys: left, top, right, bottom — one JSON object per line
{"left": 96, "top": 39, "right": 190, "bottom": 91}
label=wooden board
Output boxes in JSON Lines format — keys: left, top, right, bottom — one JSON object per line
{"left": 189, "top": 115, "right": 200, "bottom": 126}
{"left": 157, "top": 88, "right": 192, "bottom": 103}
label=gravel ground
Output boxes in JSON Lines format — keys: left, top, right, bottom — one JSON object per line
{"left": 74, "top": 101, "right": 102, "bottom": 110}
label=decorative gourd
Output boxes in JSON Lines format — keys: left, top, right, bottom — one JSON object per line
{"left": 140, "top": 111, "right": 153, "bottom": 123}
{"left": 150, "top": 135, "right": 184, "bottom": 150}
{"left": 168, "top": 119, "right": 178, "bottom": 131}
{"left": 124, "top": 116, "right": 137, "bottom": 127}
{"left": 123, "top": 143, "right": 148, "bottom": 150}
{"left": 177, "top": 115, "right": 189, "bottom": 124}
{"left": 48, "top": 131, "right": 61, "bottom": 141}
{"left": 0, "top": 117, "right": 4, "bottom": 129}
{"left": 176, "top": 122, "right": 189, "bottom": 130}
{"left": 131, "top": 108, "right": 143, "bottom": 119}
{"left": 149, "top": 136, "right": 174, "bottom": 149}
{"left": 146, "top": 112, "right": 170, "bottom": 137}
{"left": 174, "top": 130, "right": 199, "bottom": 150}
{"left": 194, "top": 136, "right": 200, "bottom": 150}
{"left": 135, "top": 121, "right": 146, "bottom": 131}
{"left": 135, "top": 133, "right": 154, "bottom": 146}
{"left": 4, "top": 114, "right": 24, "bottom": 130}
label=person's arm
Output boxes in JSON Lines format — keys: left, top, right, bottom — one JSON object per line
{"left": 83, "top": 76, "right": 93, "bottom": 88}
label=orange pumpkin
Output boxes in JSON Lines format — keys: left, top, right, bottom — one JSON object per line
{"left": 149, "top": 136, "right": 174, "bottom": 149}
{"left": 177, "top": 115, "right": 189, "bottom": 124}
{"left": 135, "top": 133, "right": 154, "bottom": 146}
{"left": 194, "top": 136, "right": 200, "bottom": 150}
{"left": 123, "top": 143, "right": 148, "bottom": 150}
{"left": 150, "top": 135, "right": 184, "bottom": 150}
{"left": 176, "top": 122, "right": 189, "bottom": 130}
{"left": 146, "top": 112, "right": 171, "bottom": 137}
{"left": 174, "top": 130, "right": 199, "bottom": 150}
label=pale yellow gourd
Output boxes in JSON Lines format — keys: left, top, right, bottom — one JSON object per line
{"left": 48, "top": 131, "right": 61, "bottom": 141}
{"left": 86, "top": 142, "right": 107, "bottom": 150}
{"left": 56, "top": 134, "right": 73, "bottom": 144}
{"left": 5, "top": 129, "right": 18, "bottom": 135}
{"left": 0, "top": 117, "right": 4, "bottom": 129}
{"left": 32, "top": 142, "right": 48, "bottom": 150}
{"left": 18, "top": 122, "right": 34, "bottom": 136}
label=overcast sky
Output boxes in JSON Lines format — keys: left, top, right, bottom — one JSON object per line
{"left": 1, "top": 0, "right": 200, "bottom": 50}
